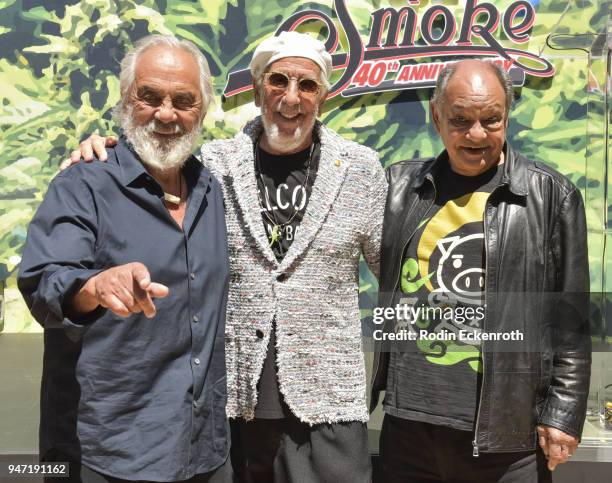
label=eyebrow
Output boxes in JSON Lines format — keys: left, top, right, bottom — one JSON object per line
{"left": 136, "top": 86, "right": 159, "bottom": 95}
{"left": 268, "top": 69, "right": 319, "bottom": 80}
{"left": 173, "top": 92, "right": 197, "bottom": 102}
{"left": 449, "top": 101, "right": 505, "bottom": 111}
{"left": 136, "top": 87, "right": 198, "bottom": 101}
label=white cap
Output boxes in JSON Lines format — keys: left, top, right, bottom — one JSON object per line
{"left": 249, "top": 31, "right": 333, "bottom": 81}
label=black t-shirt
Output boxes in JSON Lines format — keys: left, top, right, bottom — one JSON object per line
{"left": 384, "top": 158, "right": 502, "bottom": 431}
{"left": 256, "top": 142, "right": 320, "bottom": 261}
{"left": 253, "top": 140, "right": 320, "bottom": 418}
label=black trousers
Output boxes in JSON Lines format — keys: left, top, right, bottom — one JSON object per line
{"left": 379, "top": 414, "right": 552, "bottom": 483}
{"left": 230, "top": 416, "right": 371, "bottom": 483}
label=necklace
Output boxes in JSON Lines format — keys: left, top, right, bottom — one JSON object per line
{"left": 163, "top": 175, "right": 182, "bottom": 205}
{"left": 254, "top": 139, "right": 314, "bottom": 247}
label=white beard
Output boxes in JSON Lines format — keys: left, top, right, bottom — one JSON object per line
{"left": 260, "top": 99, "right": 317, "bottom": 153}
{"left": 115, "top": 104, "right": 200, "bottom": 172}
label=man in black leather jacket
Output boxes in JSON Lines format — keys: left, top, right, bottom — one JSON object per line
{"left": 370, "top": 59, "right": 590, "bottom": 482}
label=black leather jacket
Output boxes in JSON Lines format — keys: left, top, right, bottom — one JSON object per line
{"left": 371, "top": 144, "right": 591, "bottom": 453}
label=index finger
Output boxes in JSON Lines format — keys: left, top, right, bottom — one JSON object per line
{"left": 131, "top": 264, "right": 151, "bottom": 289}
{"left": 134, "top": 287, "right": 157, "bottom": 319}
{"left": 547, "top": 443, "right": 563, "bottom": 471}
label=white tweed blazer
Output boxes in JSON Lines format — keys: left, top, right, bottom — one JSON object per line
{"left": 200, "top": 117, "right": 387, "bottom": 424}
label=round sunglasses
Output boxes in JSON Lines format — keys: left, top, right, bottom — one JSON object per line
{"left": 263, "top": 71, "right": 323, "bottom": 95}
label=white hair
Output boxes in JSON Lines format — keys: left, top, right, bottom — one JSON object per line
{"left": 118, "top": 34, "right": 214, "bottom": 112}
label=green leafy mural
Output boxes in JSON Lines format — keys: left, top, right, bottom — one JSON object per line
{"left": 0, "top": 0, "right": 610, "bottom": 332}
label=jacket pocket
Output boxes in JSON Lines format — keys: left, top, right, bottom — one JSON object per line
{"left": 489, "top": 370, "right": 539, "bottom": 438}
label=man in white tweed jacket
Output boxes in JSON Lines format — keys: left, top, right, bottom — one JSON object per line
{"left": 66, "top": 31, "right": 387, "bottom": 483}
{"left": 205, "top": 32, "right": 386, "bottom": 483}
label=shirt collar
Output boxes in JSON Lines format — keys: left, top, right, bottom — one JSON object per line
{"left": 116, "top": 136, "right": 150, "bottom": 186}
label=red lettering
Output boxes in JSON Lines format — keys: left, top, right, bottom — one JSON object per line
{"left": 396, "top": 65, "right": 412, "bottom": 82}
{"left": 352, "top": 63, "right": 371, "bottom": 86}
{"left": 409, "top": 65, "right": 420, "bottom": 81}
{"left": 368, "top": 62, "right": 388, "bottom": 86}
{"left": 408, "top": 64, "right": 431, "bottom": 81}
{"left": 421, "top": 63, "right": 438, "bottom": 80}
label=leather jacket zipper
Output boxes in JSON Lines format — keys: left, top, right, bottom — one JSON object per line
{"left": 473, "top": 185, "right": 502, "bottom": 457}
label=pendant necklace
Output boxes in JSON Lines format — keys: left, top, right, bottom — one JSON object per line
{"left": 255, "top": 139, "right": 314, "bottom": 247}
{"left": 163, "top": 175, "right": 182, "bottom": 205}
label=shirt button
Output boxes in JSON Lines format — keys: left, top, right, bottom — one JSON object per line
{"left": 256, "top": 329, "right": 264, "bottom": 339}
{"left": 277, "top": 273, "right": 286, "bottom": 282}
{"left": 193, "top": 401, "right": 198, "bottom": 408}
{"left": 194, "top": 358, "right": 200, "bottom": 365}
{"left": 190, "top": 273, "right": 196, "bottom": 280}
{"left": 193, "top": 315, "right": 199, "bottom": 323}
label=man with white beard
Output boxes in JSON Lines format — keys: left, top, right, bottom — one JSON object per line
{"left": 67, "top": 31, "right": 387, "bottom": 482}
{"left": 18, "top": 35, "right": 231, "bottom": 483}
{"left": 204, "top": 32, "right": 386, "bottom": 483}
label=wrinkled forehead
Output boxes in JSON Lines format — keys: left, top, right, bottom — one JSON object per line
{"left": 134, "top": 46, "right": 201, "bottom": 92}
{"left": 265, "top": 56, "right": 321, "bottom": 78}
{"left": 444, "top": 71, "right": 506, "bottom": 113}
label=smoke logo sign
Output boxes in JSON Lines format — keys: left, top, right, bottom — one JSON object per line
{"left": 224, "top": 0, "right": 555, "bottom": 99}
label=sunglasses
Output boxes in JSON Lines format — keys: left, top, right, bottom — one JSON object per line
{"left": 263, "top": 71, "right": 323, "bottom": 95}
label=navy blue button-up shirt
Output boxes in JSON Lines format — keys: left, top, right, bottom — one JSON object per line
{"left": 18, "top": 138, "right": 230, "bottom": 481}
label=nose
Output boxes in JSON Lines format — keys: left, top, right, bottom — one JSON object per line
{"left": 155, "top": 97, "right": 177, "bottom": 124}
{"left": 466, "top": 121, "right": 487, "bottom": 141}
{"left": 282, "top": 79, "right": 300, "bottom": 107}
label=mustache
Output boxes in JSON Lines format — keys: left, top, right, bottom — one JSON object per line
{"left": 114, "top": 103, "right": 199, "bottom": 173}
{"left": 275, "top": 99, "right": 303, "bottom": 117}
{"left": 144, "top": 120, "right": 184, "bottom": 135}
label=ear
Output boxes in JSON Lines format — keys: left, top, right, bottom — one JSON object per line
{"left": 431, "top": 101, "right": 442, "bottom": 134}
{"left": 253, "top": 81, "right": 261, "bottom": 107}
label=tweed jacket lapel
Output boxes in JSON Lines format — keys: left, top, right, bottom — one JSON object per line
{"left": 230, "top": 118, "right": 351, "bottom": 271}
{"left": 230, "top": 119, "right": 278, "bottom": 266}
{"left": 278, "top": 121, "right": 350, "bottom": 273}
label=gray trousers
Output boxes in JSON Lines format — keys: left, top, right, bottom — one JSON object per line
{"left": 230, "top": 416, "right": 372, "bottom": 483}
